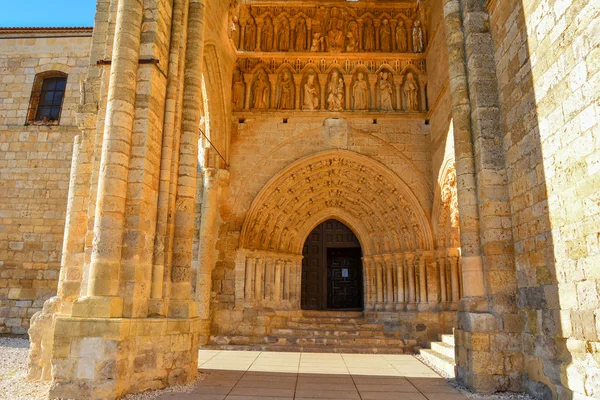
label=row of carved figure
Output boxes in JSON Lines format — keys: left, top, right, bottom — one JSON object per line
{"left": 235, "top": 250, "right": 462, "bottom": 312}
{"left": 232, "top": 68, "right": 426, "bottom": 112}
{"left": 237, "top": 17, "right": 425, "bottom": 53}
{"left": 230, "top": 4, "right": 428, "bottom": 54}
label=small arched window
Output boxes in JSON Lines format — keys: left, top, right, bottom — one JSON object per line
{"left": 27, "top": 71, "right": 68, "bottom": 125}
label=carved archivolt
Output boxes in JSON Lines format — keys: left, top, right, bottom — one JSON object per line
{"left": 233, "top": 58, "right": 427, "bottom": 113}
{"left": 232, "top": 3, "right": 428, "bottom": 54}
{"left": 240, "top": 150, "right": 434, "bottom": 256}
{"left": 433, "top": 161, "right": 460, "bottom": 249}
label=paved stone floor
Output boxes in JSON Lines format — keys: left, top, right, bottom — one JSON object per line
{"left": 156, "top": 350, "right": 468, "bottom": 400}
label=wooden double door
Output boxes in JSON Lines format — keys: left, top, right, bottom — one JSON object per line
{"left": 301, "top": 219, "right": 363, "bottom": 310}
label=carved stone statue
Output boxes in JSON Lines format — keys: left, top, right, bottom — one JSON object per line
{"left": 346, "top": 21, "right": 358, "bottom": 52}
{"left": 232, "top": 70, "right": 245, "bottom": 111}
{"left": 295, "top": 18, "right": 307, "bottom": 51}
{"left": 326, "top": 20, "right": 345, "bottom": 52}
{"left": 379, "top": 71, "right": 394, "bottom": 111}
{"left": 396, "top": 20, "right": 407, "bottom": 52}
{"left": 412, "top": 20, "right": 424, "bottom": 53}
{"left": 404, "top": 73, "right": 419, "bottom": 111}
{"left": 277, "top": 71, "right": 294, "bottom": 110}
{"left": 327, "top": 71, "right": 344, "bottom": 111}
{"left": 364, "top": 19, "right": 375, "bottom": 51}
{"left": 303, "top": 74, "right": 319, "bottom": 110}
{"left": 352, "top": 72, "right": 368, "bottom": 110}
{"left": 311, "top": 32, "right": 324, "bottom": 52}
{"left": 278, "top": 18, "right": 290, "bottom": 51}
{"left": 262, "top": 17, "right": 274, "bottom": 51}
{"left": 380, "top": 19, "right": 391, "bottom": 52}
{"left": 253, "top": 71, "right": 270, "bottom": 109}
{"left": 244, "top": 19, "right": 256, "bottom": 50}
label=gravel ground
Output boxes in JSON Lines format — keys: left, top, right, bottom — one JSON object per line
{"left": 0, "top": 337, "right": 50, "bottom": 400}
{"left": 415, "top": 354, "right": 536, "bottom": 400}
{"left": 0, "top": 337, "right": 205, "bottom": 400}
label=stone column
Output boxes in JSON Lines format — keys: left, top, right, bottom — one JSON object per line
{"left": 406, "top": 20, "right": 414, "bottom": 53}
{"left": 437, "top": 251, "right": 448, "bottom": 308}
{"left": 243, "top": 73, "right": 253, "bottom": 110}
{"left": 254, "top": 256, "right": 264, "bottom": 303}
{"left": 264, "top": 258, "right": 274, "bottom": 301}
{"left": 71, "top": 0, "right": 144, "bottom": 319}
{"left": 318, "top": 74, "right": 327, "bottom": 110}
{"left": 419, "top": 75, "right": 427, "bottom": 111}
{"left": 150, "top": 0, "right": 189, "bottom": 316}
{"left": 343, "top": 75, "right": 353, "bottom": 110}
{"left": 394, "top": 253, "right": 405, "bottom": 310}
{"left": 393, "top": 75, "right": 403, "bottom": 111}
{"left": 417, "top": 253, "right": 428, "bottom": 309}
{"left": 375, "top": 256, "right": 384, "bottom": 310}
{"left": 450, "top": 254, "right": 460, "bottom": 308}
{"left": 390, "top": 20, "right": 398, "bottom": 51}
{"left": 368, "top": 74, "right": 378, "bottom": 111}
{"left": 254, "top": 19, "right": 263, "bottom": 51}
{"left": 195, "top": 168, "right": 229, "bottom": 319}
{"left": 269, "top": 74, "right": 278, "bottom": 109}
{"left": 295, "top": 258, "right": 302, "bottom": 309}
{"left": 169, "top": 0, "right": 206, "bottom": 319}
{"left": 358, "top": 20, "right": 364, "bottom": 50}
{"left": 244, "top": 257, "right": 255, "bottom": 301}
{"left": 274, "top": 260, "right": 283, "bottom": 303}
{"left": 374, "top": 20, "right": 381, "bottom": 51}
{"left": 384, "top": 255, "right": 394, "bottom": 310}
{"left": 364, "top": 257, "right": 376, "bottom": 311}
{"left": 405, "top": 252, "right": 417, "bottom": 310}
{"left": 293, "top": 74, "right": 302, "bottom": 110}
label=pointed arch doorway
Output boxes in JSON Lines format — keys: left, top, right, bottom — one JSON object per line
{"left": 301, "top": 219, "right": 364, "bottom": 311}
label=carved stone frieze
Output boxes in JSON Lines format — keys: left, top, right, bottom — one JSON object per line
{"left": 232, "top": 56, "right": 427, "bottom": 113}
{"left": 232, "top": 2, "right": 429, "bottom": 54}
{"left": 240, "top": 150, "right": 434, "bottom": 256}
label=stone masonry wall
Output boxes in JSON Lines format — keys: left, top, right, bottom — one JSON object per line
{"left": 0, "top": 33, "right": 91, "bottom": 334}
{"left": 488, "top": 0, "right": 600, "bottom": 398}
{"left": 210, "top": 115, "right": 433, "bottom": 334}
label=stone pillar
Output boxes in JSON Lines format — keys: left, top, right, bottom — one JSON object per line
{"left": 244, "top": 257, "right": 255, "bottom": 301}
{"left": 254, "top": 19, "right": 263, "bottom": 51}
{"left": 450, "top": 254, "right": 460, "bottom": 308}
{"left": 438, "top": 251, "right": 448, "bottom": 308}
{"left": 443, "top": 0, "right": 519, "bottom": 392}
{"left": 393, "top": 75, "right": 403, "bottom": 111}
{"left": 269, "top": 74, "right": 278, "bottom": 109}
{"left": 374, "top": 20, "right": 381, "bottom": 51}
{"left": 364, "top": 257, "right": 376, "bottom": 311}
{"left": 417, "top": 253, "right": 428, "bottom": 309}
{"left": 368, "top": 74, "right": 378, "bottom": 111}
{"left": 358, "top": 20, "right": 364, "bottom": 50}
{"left": 419, "top": 75, "right": 428, "bottom": 111}
{"left": 318, "top": 74, "right": 327, "bottom": 110}
{"left": 405, "top": 252, "right": 417, "bottom": 310}
{"left": 384, "top": 255, "right": 394, "bottom": 310}
{"left": 390, "top": 20, "right": 398, "bottom": 51}
{"left": 195, "top": 168, "right": 229, "bottom": 320}
{"left": 406, "top": 20, "right": 413, "bottom": 53}
{"left": 254, "top": 257, "right": 264, "bottom": 303}
{"left": 293, "top": 74, "right": 302, "bottom": 110}
{"left": 71, "top": 0, "right": 145, "bottom": 319}
{"left": 343, "top": 75, "right": 353, "bottom": 110}
{"left": 243, "top": 73, "right": 253, "bottom": 110}
{"left": 274, "top": 260, "right": 283, "bottom": 302}
{"left": 375, "top": 256, "right": 384, "bottom": 310}
{"left": 394, "top": 253, "right": 405, "bottom": 310}
{"left": 169, "top": 0, "right": 207, "bottom": 319}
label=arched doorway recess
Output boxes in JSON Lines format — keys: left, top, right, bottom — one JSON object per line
{"left": 235, "top": 149, "right": 464, "bottom": 314}
{"left": 301, "top": 219, "right": 363, "bottom": 311}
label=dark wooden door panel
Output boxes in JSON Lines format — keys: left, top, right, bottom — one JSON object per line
{"left": 301, "top": 219, "right": 363, "bottom": 310}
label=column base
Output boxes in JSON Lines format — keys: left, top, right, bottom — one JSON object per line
{"left": 71, "top": 296, "right": 124, "bottom": 318}
{"left": 47, "top": 316, "right": 202, "bottom": 399}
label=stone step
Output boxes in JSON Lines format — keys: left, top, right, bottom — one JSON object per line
{"left": 301, "top": 310, "right": 364, "bottom": 319}
{"left": 286, "top": 321, "right": 384, "bottom": 330}
{"left": 272, "top": 328, "right": 403, "bottom": 339}
{"left": 211, "top": 334, "right": 410, "bottom": 347}
{"left": 202, "top": 343, "right": 411, "bottom": 355}
{"left": 420, "top": 348, "right": 455, "bottom": 377}
{"left": 431, "top": 341, "right": 455, "bottom": 358}
{"left": 441, "top": 333, "right": 455, "bottom": 346}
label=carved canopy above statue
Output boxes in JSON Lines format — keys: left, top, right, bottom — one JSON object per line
{"left": 240, "top": 150, "right": 434, "bottom": 256}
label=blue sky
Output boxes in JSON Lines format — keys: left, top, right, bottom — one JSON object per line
{"left": 1, "top": 1, "right": 96, "bottom": 28}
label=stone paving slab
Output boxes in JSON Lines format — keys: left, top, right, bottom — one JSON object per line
{"left": 155, "top": 350, "right": 468, "bottom": 400}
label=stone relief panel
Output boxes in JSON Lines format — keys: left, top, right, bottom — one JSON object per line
{"left": 232, "top": 57, "right": 427, "bottom": 113}
{"left": 232, "top": 3, "right": 429, "bottom": 54}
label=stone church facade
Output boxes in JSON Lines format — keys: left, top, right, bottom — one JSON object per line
{"left": 0, "top": 0, "right": 598, "bottom": 399}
